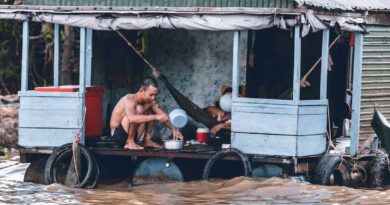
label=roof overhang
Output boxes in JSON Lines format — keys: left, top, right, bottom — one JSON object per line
{"left": 0, "top": 5, "right": 365, "bottom": 33}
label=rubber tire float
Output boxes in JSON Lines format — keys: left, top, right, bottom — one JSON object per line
{"left": 44, "top": 143, "right": 100, "bottom": 189}
{"left": 312, "top": 154, "right": 352, "bottom": 186}
{"left": 202, "top": 148, "right": 252, "bottom": 180}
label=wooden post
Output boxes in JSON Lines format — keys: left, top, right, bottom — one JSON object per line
{"left": 85, "top": 28, "right": 93, "bottom": 86}
{"left": 21, "top": 21, "right": 29, "bottom": 91}
{"left": 320, "top": 29, "right": 329, "bottom": 100}
{"left": 53, "top": 24, "right": 60, "bottom": 87}
{"left": 293, "top": 25, "right": 301, "bottom": 102}
{"left": 79, "top": 28, "right": 87, "bottom": 145}
{"left": 232, "top": 31, "right": 240, "bottom": 100}
{"left": 350, "top": 32, "right": 363, "bottom": 156}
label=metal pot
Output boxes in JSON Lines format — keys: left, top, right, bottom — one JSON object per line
{"left": 164, "top": 140, "right": 184, "bottom": 150}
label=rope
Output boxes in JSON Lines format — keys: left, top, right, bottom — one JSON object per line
{"left": 72, "top": 106, "right": 87, "bottom": 184}
{"left": 115, "top": 30, "right": 161, "bottom": 79}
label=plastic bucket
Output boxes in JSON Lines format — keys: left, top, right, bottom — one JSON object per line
{"left": 196, "top": 128, "right": 210, "bottom": 143}
{"left": 169, "top": 109, "right": 188, "bottom": 128}
{"left": 219, "top": 93, "right": 232, "bottom": 112}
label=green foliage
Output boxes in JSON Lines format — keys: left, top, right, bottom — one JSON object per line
{"left": 0, "top": 19, "right": 21, "bottom": 94}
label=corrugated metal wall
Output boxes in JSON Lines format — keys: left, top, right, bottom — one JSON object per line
{"left": 22, "top": 0, "right": 294, "bottom": 8}
{"left": 360, "top": 25, "right": 390, "bottom": 138}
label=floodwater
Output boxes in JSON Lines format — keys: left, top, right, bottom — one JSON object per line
{"left": 1, "top": 154, "right": 390, "bottom": 204}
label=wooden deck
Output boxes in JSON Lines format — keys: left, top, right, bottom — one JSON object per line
{"left": 18, "top": 142, "right": 306, "bottom": 165}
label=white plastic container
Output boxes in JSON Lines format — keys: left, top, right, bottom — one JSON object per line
{"left": 169, "top": 108, "right": 188, "bottom": 128}
{"left": 164, "top": 140, "right": 184, "bottom": 150}
{"left": 219, "top": 93, "right": 232, "bottom": 112}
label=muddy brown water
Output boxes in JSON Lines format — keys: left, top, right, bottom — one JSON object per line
{"left": 1, "top": 154, "right": 390, "bottom": 204}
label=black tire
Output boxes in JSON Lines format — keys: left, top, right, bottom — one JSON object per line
{"left": 83, "top": 152, "right": 100, "bottom": 189}
{"left": 369, "top": 153, "right": 389, "bottom": 187}
{"left": 202, "top": 148, "right": 252, "bottom": 180}
{"left": 44, "top": 143, "right": 74, "bottom": 184}
{"left": 312, "top": 154, "right": 352, "bottom": 186}
{"left": 52, "top": 144, "right": 95, "bottom": 188}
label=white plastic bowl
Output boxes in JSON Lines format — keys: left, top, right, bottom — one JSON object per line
{"left": 169, "top": 108, "right": 188, "bottom": 128}
{"left": 164, "top": 140, "right": 184, "bottom": 150}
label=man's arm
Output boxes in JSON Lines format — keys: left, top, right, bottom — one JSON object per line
{"left": 151, "top": 102, "right": 173, "bottom": 128}
{"left": 151, "top": 102, "right": 183, "bottom": 139}
{"left": 125, "top": 100, "right": 167, "bottom": 124}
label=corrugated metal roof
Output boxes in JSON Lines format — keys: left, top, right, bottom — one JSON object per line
{"left": 295, "top": 0, "right": 390, "bottom": 11}
{"left": 22, "top": 0, "right": 295, "bottom": 8}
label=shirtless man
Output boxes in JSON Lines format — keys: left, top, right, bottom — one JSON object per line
{"left": 110, "top": 77, "right": 183, "bottom": 150}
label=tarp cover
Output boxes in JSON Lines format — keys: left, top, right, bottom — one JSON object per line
{"left": 0, "top": 9, "right": 364, "bottom": 33}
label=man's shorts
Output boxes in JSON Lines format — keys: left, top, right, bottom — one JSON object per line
{"left": 111, "top": 124, "right": 128, "bottom": 148}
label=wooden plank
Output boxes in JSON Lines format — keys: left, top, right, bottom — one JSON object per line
{"left": 233, "top": 98, "right": 326, "bottom": 106}
{"left": 53, "top": 23, "right": 60, "bottom": 86}
{"left": 231, "top": 132, "right": 297, "bottom": 156}
{"left": 19, "top": 128, "right": 77, "bottom": 147}
{"left": 296, "top": 134, "right": 326, "bottom": 156}
{"left": 298, "top": 104, "right": 327, "bottom": 114}
{"left": 233, "top": 97, "right": 299, "bottom": 105}
{"left": 86, "top": 28, "right": 93, "bottom": 86}
{"left": 232, "top": 112, "right": 298, "bottom": 135}
{"left": 320, "top": 29, "right": 329, "bottom": 99}
{"left": 19, "top": 109, "right": 81, "bottom": 129}
{"left": 297, "top": 114, "right": 327, "bottom": 135}
{"left": 21, "top": 21, "right": 29, "bottom": 92}
{"left": 293, "top": 25, "right": 301, "bottom": 102}
{"left": 18, "top": 91, "right": 81, "bottom": 97}
{"left": 298, "top": 99, "right": 328, "bottom": 105}
{"left": 351, "top": 32, "right": 363, "bottom": 156}
{"left": 232, "top": 31, "right": 240, "bottom": 99}
{"left": 20, "top": 96, "right": 81, "bottom": 110}
{"left": 232, "top": 104, "right": 298, "bottom": 115}
{"left": 79, "top": 27, "right": 87, "bottom": 145}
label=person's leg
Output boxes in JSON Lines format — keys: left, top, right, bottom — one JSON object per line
{"left": 143, "top": 120, "right": 162, "bottom": 148}
{"left": 136, "top": 123, "right": 145, "bottom": 143}
{"left": 121, "top": 117, "right": 143, "bottom": 150}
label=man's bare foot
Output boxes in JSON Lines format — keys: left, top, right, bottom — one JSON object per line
{"left": 124, "top": 142, "right": 144, "bottom": 150}
{"left": 144, "top": 139, "right": 163, "bottom": 149}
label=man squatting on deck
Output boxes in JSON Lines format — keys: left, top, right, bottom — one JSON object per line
{"left": 110, "top": 77, "right": 183, "bottom": 150}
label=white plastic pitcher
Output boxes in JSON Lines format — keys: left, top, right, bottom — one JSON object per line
{"left": 169, "top": 109, "right": 188, "bottom": 128}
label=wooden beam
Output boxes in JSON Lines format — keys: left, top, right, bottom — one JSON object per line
{"left": 53, "top": 23, "right": 60, "bottom": 87}
{"left": 21, "top": 21, "right": 29, "bottom": 91}
{"left": 0, "top": 5, "right": 307, "bottom": 15}
{"left": 85, "top": 28, "right": 93, "bottom": 86}
{"left": 232, "top": 31, "right": 240, "bottom": 99}
{"left": 293, "top": 25, "right": 301, "bottom": 102}
{"left": 320, "top": 29, "right": 329, "bottom": 100}
{"left": 79, "top": 27, "right": 87, "bottom": 145}
{"left": 350, "top": 32, "right": 364, "bottom": 156}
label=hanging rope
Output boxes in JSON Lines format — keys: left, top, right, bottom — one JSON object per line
{"left": 115, "top": 30, "right": 161, "bottom": 79}
{"left": 72, "top": 106, "right": 87, "bottom": 184}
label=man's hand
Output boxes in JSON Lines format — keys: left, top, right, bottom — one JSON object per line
{"left": 156, "top": 113, "right": 169, "bottom": 123}
{"left": 173, "top": 128, "right": 184, "bottom": 140}
{"left": 211, "top": 123, "right": 230, "bottom": 136}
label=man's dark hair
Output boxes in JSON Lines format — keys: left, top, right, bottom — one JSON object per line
{"left": 139, "top": 77, "right": 158, "bottom": 90}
